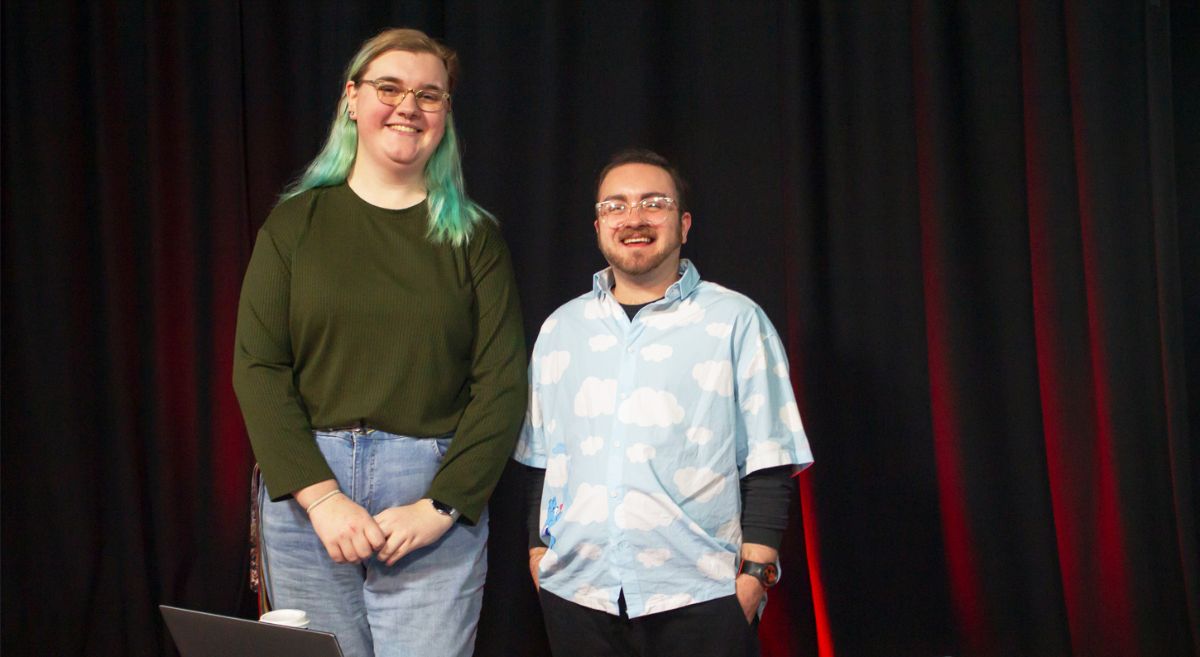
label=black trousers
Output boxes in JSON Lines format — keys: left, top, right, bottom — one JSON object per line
{"left": 539, "top": 588, "right": 760, "bottom": 657}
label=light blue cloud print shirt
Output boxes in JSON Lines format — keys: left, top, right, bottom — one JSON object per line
{"left": 515, "top": 260, "right": 813, "bottom": 619}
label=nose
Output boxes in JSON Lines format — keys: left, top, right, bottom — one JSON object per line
{"left": 615, "top": 213, "right": 652, "bottom": 230}
{"left": 393, "top": 90, "right": 420, "bottom": 115}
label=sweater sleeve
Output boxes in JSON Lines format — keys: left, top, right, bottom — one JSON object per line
{"left": 232, "top": 211, "right": 334, "bottom": 500}
{"left": 425, "top": 221, "right": 528, "bottom": 524}
{"left": 739, "top": 465, "right": 795, "bottom": 550}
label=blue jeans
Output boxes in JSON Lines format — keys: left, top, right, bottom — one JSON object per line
{"left": 260, "top": 430, "right": 488, "bottom": 657}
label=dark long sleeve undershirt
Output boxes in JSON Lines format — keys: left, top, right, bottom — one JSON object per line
{"left": 522, "top": 463, "right": 794, "bottom": 551}
{"left": 739, "top": 465, "right": 794, "bottom": 547}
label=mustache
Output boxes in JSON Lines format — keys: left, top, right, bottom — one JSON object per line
{"left": 615, "top": 228, "right": 655, "bottom": 241}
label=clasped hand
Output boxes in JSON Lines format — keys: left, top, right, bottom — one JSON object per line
{"left": 307, "top": 496, "right": 453, "bottom": 566}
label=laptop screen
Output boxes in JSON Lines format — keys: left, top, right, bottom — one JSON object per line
{"left": 160, "top": 605, "right": 344, "bottom": 657}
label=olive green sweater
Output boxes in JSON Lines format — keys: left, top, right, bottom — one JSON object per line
{"left": 232, "top": 184, "right": 527, "bottom": 524}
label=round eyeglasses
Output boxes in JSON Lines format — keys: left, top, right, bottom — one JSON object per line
{"left": 595, "top": 196, "right": 678, "bottom": 228}
{"left": 360, "top": 79, "right": 451, "bottom": 112}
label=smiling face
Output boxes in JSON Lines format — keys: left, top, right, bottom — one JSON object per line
{"left": 594, "top": 162, "right": 692, "bottom": 281}
{"left": 345, "top": 49, "right": 449, "bottom": 180}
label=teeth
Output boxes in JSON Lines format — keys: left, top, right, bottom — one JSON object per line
{"left": 623, "top": 237, "right": 652, "bottom": 244}
{"left": 388, "top": 125, "right": 418, "bottom": 133}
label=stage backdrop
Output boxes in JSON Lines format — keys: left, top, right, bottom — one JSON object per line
{"left": 3, "top": 2, "right": 1197, "bottom": 656}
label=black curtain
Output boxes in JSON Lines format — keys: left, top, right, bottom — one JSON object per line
{"left": 3, "top": 2, "right": 1197, "bottom": 656}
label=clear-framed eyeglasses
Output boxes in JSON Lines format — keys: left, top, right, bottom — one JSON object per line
{"left": 360, "top": 79, "right": 451, "bottom": 112}
{"left": 595, "top": 196, "right": 679, "bottom": 228}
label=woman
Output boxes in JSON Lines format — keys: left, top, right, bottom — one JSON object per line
{"left": 232, "top": 28, "right": 526, "bottom": 657}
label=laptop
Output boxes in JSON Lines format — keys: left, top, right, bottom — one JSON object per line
{"left": 161, "top": 605, "right": 345, "bottom": 657}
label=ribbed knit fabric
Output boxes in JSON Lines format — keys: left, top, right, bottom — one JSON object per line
{"left": 233, "top": 183, "right": 527, "bottom": 523}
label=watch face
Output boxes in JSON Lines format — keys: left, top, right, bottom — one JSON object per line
{"left": 763, "top": 564, "right": 779, "bottom": 586}
{"left": 740, "top": 560, "right": 779, "bottom": 587}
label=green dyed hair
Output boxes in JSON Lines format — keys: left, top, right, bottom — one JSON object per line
{"left": 280, "top": 27, "right": 491, "bottom": 245}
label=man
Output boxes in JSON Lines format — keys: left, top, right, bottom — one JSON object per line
{"left": 514, "top": 149, "right": 813, "bottom": 657}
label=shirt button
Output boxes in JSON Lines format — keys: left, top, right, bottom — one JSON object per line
{"left": 627, "top": 347, "right": 635, "bottom": 353}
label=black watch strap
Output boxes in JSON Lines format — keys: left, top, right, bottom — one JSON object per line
{"left": 738, "top": 559, "right": 779, "bottom": 588}
{"left": 429, "top": 498, "right": 461, "bottom": 522}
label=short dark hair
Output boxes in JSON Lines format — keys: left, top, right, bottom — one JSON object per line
{"left": 595, "top": 149, "right": 690, "bottom": 214}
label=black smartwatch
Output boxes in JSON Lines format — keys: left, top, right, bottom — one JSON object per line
{"left": 429, "top": 498, "right": 461, "bottom": 522}
{"left": 737, "top": 559, "right": 779, "bottom": 588}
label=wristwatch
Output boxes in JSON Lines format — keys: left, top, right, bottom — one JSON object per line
{"left": 429, "top": 498, "right": 461, "bottom": 522}
{"left": 738, "top": 559, "right": 779, "bottom": 588}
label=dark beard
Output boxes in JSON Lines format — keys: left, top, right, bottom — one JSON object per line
{"left": 597, "top": 223, "right": 683, "bottom": 277}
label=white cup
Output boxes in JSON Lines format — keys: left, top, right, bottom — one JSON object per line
{"left": 259, "top": 609, "right": 310, "bottom": 628}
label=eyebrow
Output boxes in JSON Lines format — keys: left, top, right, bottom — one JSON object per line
{"left": 371, "top": 76, "right": 446, "bottom": 92}
{"left": 600, "top": 192, "right": 671, "bottom": 202}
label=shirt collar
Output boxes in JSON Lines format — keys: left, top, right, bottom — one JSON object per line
{"left": 591, "top": 259, "right": 702, "bottom": 302}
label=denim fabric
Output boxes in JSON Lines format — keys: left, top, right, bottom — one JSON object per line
{"left": 260, "top": 430, "right": 488, "bottom": 657}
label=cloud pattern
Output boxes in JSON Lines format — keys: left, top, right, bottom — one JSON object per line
{"left": 512, "top": 263, "right": 813, "bottom": 619}
{"left": 626, "top": 443, "right": 656, "bottom": 462}
{"left": 545, "top": 454, "right": 569, "bottom": 488}
{"left": 574, "top": 377, "right": 617, "bottom": 417}
{"left": 538, "top": 351, "right": 571, "bottom": 384}
{"left": 686, "top": 426, "right": 713, "bottom": 445}
{"left": 640, "top": 343, "right": 673, "bottom": 362}
{"left": 692, "top": 360, "right": 734, "bottom": 397}
{"left": 636, "top": 548, "right": 672, "bottom": 568}
{"left": 705, "top": 322, "right": 732, "bottom": 338}
{"left": 561, "top": 483, "right": 609, "bottom": 525}
{"left": 673, "top": 467, "right": 727, "bottom": 503}
{"left": 617, "top": 388, "right": 685, "bottom": 427}
{"left": 741, "top": 393, "right": 766, "bottom": 415}
{"left": 589, "top": 334, "right": 618, "bottom": 352}
{"left": 696, "top": 552, "right": 736, "bottom": 580}
{"left": 614, "top": 491, "right": 680, "bottom": 530}
{"left": 579, "top": 435, "right": 605, "bottom": 455}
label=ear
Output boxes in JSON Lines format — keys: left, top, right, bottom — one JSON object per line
{"left": 680, "top": 212, "right": 693, "bottom": 243}
{"left": 344, "top": 81, "right": 359, "bottom": 112}
{"left": 594, "top": 218, "right": 602, "bottom": 235}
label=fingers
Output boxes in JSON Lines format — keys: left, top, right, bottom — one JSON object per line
{"left": 378, "top": 529, "right": 407, "bottom": 564}
{"left": 384, "top": 538, "right": 413, "bottom": 566}
{"left": 350, "top": 530, "right": 375, "bottom": 561}
{"left": 330, "top": 531, "right": 366, "bottom": 564}
{"left": 309, "top": 496, "right": 383, "bottom": 564}
{"left": 369, "top": 501, "right": 455, "bottom": 566}
{"left": 734, "top": 576, "right": 763, "bottom": 623}
{"left": 364, "top": 520, "right": 386, "bottom": 551}
{"left": 529, "top": 549, "right": 545, "bottom": 590}
{"left": 323, "top": 539, "right": 347, "bottom": 564}
{"left": 374, "top": 510, "right": 413, "bottom": 565}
